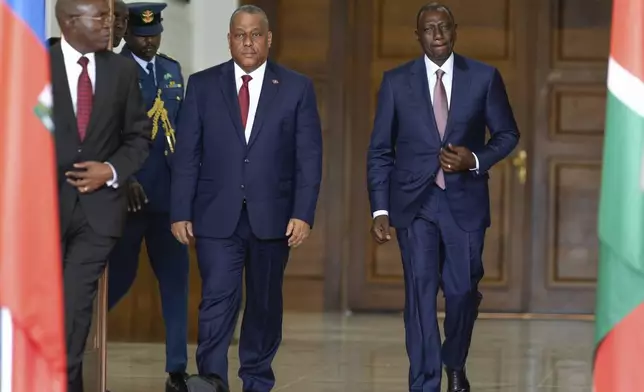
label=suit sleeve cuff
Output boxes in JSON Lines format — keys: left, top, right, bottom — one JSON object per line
{"left": 469, "top": 152, "right": 480, "bottom": 174}
{"left": 105, "top": 162, "right": 119, "bottom": 189}
{"left": 372, "top": 210, "right": 389, "bottom": 218}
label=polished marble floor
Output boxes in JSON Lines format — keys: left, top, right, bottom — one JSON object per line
{"left": 106, "top": 312, "right": 593, "bottom": 391}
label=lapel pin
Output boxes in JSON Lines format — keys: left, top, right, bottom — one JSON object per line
{"left": 272, "top": 79, "right": 279, "bottom": 84}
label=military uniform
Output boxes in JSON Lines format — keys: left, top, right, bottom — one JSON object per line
{"left": 107, "top": 2, "right": 189, "bottom": 377}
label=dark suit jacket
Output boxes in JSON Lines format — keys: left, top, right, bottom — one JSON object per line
{"left": 367, "top": 53, "right": 520, "bottom": 232}
{"left": 50, "top": 43, "right": 151, "bottom": 238}
{"left": 171, "top": 60, "right": 323, "bottom": 239}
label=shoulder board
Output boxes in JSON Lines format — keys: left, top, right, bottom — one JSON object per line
{"left": 157, "top": 52, "right": 179, "bottom": 64}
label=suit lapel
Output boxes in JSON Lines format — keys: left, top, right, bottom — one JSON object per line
{"left": 119, "top": 45, "right": 132, "bottom": 59}
{"left": 219, "top": 60, "right": 246, "bottom": 145}
{"left": 444, "top": 54, "right": 471, "bottom": 140}
{"left": 86, "top": 51, "right": 110, "bottom": 138}
{"left": 409, "top": 57, "right": 440, "bottom": 141}
{"left": 50, "top": 44, "right": 79, "bottom": 142}
{"left": 247, "top": 62, "right": 280, "bottom": 149}
{"left": 155, "top": 60, "right": 165, "bottom": 87}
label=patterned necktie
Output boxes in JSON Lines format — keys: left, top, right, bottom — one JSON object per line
{"left": 433, "top": 69, "right": 448, "bottom": 189}
{"left": 76, "top": 56, "right": 93, "bottom": 141}
{"left": 238, "top": 75, "right": 252, "bottom": 131}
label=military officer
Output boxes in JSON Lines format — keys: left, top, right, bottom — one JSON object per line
{"left": 107, "top": 3, "right": 189, "bottom": 392}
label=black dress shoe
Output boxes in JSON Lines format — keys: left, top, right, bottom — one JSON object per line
{"left": 446, "top": 368, "right": 470, "bottom": 392}
{"left": 166, "top": 372, "right": 188, "bottom": 392}
{"left": 185, "top": 374, "right": 229, "bottom": 392}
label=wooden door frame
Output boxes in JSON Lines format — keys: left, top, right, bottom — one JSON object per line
{"left": 345, "top": 0, "right": 390, "bottom": 311}
{"left": 527, "top": 0, "right": 604, "bottom": 314}
{"left": 240, "top": 0, "right": 351, "bottom": 311}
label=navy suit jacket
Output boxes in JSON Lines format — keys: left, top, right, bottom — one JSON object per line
{"left": 121, "top": 47, "right": 185, "bottom": 212}
{"left": 367, "top": 54, "right": 520, "bottom": 232}
{"left": 121, "top": 45, "right": 184, "bottom": 213}
{"left": 171, "top": 60, "right": 323, "bottom": 240}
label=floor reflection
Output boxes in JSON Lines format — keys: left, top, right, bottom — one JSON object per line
{"left": 107, "top": 312, "right": 593, "bottom": 391}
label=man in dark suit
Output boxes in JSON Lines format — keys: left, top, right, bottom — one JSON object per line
{"left": 108, "top": 3, "right": 189, "bottom": 391}
{"left": 51, "top": 0, "right": 150, "bottom": 391}
{"left": 170, "top": 4, "right": 323, "bottom": 392}
{"left": 367, "top": 3, "right": 519, "bottom": 392}
{"left": 112, "top": 0, "right": 128, "bottom": 47}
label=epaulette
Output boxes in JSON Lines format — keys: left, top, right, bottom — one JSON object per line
{"left": 157, "top": 52, "right": 179, "bottom": 64}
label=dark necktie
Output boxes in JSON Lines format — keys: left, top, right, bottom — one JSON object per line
{"left": 76, "top": 56, "right": 93, "bottom": 141}
{"left": 433, "top": 69, "right": 448, "bottom": 189}
{"left": 238, "top": 74, "right": 252, "bottom": 131}
{"left": 146, "top": 62, "right": 155, "bottom": 86}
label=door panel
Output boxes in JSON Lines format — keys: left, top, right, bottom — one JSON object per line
{"left": 347, "top": 0, "right": 531, "bottom": 312}
{"left": 267, "top": 0, "right": 332, "bottom": 312}
{"left": 528, "top": 0, "right": 609, "bottom": 313}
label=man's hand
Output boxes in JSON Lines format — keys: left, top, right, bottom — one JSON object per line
{"left": 440, "top": 143, "right": 476, "bottom": 173}
{"left": 286, "top": 218, "right": 310, "bottom": 248}
{"left": 127, "top": 180, "right": 148, "bottom": 212}
{"left": 171, "top": 221, "right": 193, "bottom": 245}
{"left": 371, "top": 215, "right": 392, "bottom": 244}
{"left": 65, "top": 161, "right": 114, "bottom": 193}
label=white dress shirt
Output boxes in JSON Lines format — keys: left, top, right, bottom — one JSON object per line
{"left": 131, "top": 53, "right": 157, "bottom": 84}
{"left": 60, "top": 37, "right": 96, "bottom": 112}
{"left": 234, "top": 61, "right": 266, "bottom": 143}
{"left": 60, "top": 37, "right": 118, "bottom": 188}
{"left": 372, "top": 53, "right": 479, "bottom": 219}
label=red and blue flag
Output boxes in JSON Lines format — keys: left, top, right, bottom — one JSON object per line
{"left": 0, "top": 0, "right": 66, "bottom": 391}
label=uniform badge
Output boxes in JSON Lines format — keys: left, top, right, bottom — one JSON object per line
{"left": 141, "top": 10, "right": 154, "bottom": 24}
{"left": 272, "top": 79, "right": 279, "bottom": 84}
{"left": 163, "top": 73, "right": 181, "bottom": 89}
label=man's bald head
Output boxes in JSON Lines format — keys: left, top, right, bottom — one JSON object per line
{"left": 54, "top": 0, "right": 112, "bottom": 53}
{"left": 55, "top": 0, "right": 80, "bottom": 21}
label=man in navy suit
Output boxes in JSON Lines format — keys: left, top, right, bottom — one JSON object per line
{"left": 107, "top": 3, "right": 189, "bottom": 392}
{"left": 171, "top": 4, "right": 322, "bottom": 392}
{"left": 367, "top": 3, "right": 519, "bottom": 392}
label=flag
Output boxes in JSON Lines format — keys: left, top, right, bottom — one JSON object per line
{"left": 593, "top": 0, "right": 644, "bottom": 390}
{"left": 0, "top": 0, "right": 66, "bottom": 391}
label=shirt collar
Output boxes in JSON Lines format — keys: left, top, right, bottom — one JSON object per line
{"left": 234, "top": 60, "right": 267, "bottom": 84}
{"left": 424, "top": 52, "right": 454, "bottom": 76}
{"left": 131, "top": 52, "right": 156, "bottom": 71}
{"left": 60, "top": 36, "right": 96, "bottom": 65}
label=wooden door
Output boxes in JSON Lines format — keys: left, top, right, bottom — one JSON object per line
{"left": 237, "top": 0, "right": 343, "bottom": 312}
{"left": 528, "top": 0, "right": 610, "bottom": 313}
{"left": 346, "top": 0, "right": 532, "bottom": 312}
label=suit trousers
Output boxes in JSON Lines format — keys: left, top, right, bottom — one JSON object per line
{"left": 396, "top": 185, "right": 485, "bottom": 392}
{"left": 62, "top": 202, "right": 117, "bottom": 392}
{"left": 195, "top": 205, "right": 289, "bottom": 392}
{"left": 107, "top": 211, "right": 189, "bottom": 372}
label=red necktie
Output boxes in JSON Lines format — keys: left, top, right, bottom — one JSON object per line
{"left": 76, "top": 56, "right": 93, "bottom": 141}
{"left": 238, "top": 74, "right": 252, "bottom": 129}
